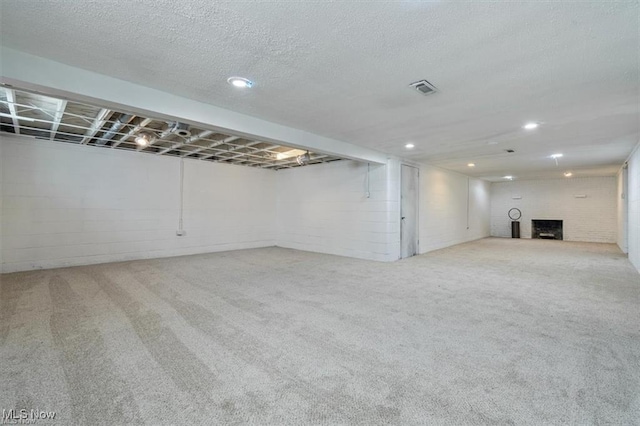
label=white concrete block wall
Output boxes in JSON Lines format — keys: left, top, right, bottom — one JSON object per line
{"left": 617, "top": 168, "right": 628, "bottom": 253}
{"left": 418, "top": 164, "right": 491, "bottom": 253}
{"left": 1, "top": 135, "right": 492, "bottom": 270}
{"left": 627, "top": 142, "right": 640, "bottom": 272}
{"left": 0, "top": 134, "right": 276, "bottom": 273}
{"left": 276, "top": 160, "right": 398, "bottom": 261}
{"left": 491, "top": 177, "right": 617, "bottom": 243}
{"left": 180, "top": 160, "right": 276, "bottom": 254}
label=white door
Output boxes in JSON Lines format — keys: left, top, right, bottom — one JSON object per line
{"left": 401, "top": 165, "right": 419, "bottom": 258}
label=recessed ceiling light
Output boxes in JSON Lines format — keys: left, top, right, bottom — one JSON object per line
{"left": 550, "top": 153, "right": 563, "bottom": 159}
{"left": 468, "top": 163, "right": 475, "bottom": 167}
{"left": 405, "top": 143, "right": 415, "bottom": 149}
{"left": 564, "top": 172, "right": 573, "bottom": 177}
{"left": 523, "top": 122, "right": 539, "bottom": 130}
{"left": 227, "top": 77, "right": 254, "bottom": 88}
{"left": 503, "top": 175, "right": 513, "bottom": 180}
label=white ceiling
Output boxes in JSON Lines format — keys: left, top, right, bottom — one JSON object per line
{"left": 1, "top": 1, "right": 638, "bottom": 181}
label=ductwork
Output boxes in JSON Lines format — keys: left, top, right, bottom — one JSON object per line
{"left": 95, "top": 113, "right": 134, "bottom": 146}
{"left": 169, "top": 121, "right": 191, "bottom": 138}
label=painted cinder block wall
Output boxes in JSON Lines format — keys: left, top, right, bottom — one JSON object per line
{"left": 0, "top": 135, "right": 276, "bottom": 273}
{"left": 276, "top": 159, "right": 491, "bottom": 260}
{"left": 2, "top": 135, "right": 492, "bottom": 272}
{"left": 626, "top": 142, "right": 640, "bottom": 272}
{"left": 490, "top": 177, "right": 617, "bottom": 243}
{"left": 276, "top": 160, "right": 399, "bottom": 262}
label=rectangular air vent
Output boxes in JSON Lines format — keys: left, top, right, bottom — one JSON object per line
{"left": 409, "top": 80, "right": 438, "bottom": 96}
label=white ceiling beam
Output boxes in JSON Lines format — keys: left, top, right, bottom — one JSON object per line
{"left": 4, "top": 88, "right": 21, "bottom": 134}
{"left": 0, "top": 47, "right": 387, "bottom": 164}
{"left": 49, "top": 98, "right": 67, "bottom": 140}
{"left": 80, "top": 108, "right": 111, "bottom": 144}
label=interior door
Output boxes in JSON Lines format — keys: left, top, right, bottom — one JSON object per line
{"left": 401, "top": 164, "right": 419, "bottom": 258}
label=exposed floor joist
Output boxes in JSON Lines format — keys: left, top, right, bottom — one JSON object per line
{"left": 0, "top": 85, "right": 345, "bottom": 170}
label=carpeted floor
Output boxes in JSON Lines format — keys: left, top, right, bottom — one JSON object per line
{"left": 1, "top": 238, "right": 639, "bottom": 425}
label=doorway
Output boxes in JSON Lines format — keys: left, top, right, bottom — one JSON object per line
{"left": 401, "top": 164, "right": 419, "bottom": 258}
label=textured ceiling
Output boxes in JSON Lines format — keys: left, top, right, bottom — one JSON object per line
{"left": 1, "top": 1, "right": 638, "bottom": 181}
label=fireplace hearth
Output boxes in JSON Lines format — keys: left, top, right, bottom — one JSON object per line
{"left": 532, "top": 220, "right": 563, "bottom": 240}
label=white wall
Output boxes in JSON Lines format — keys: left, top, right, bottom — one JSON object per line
{"left": 276, "top": 159, "right": 491, "bottom": 261}
{"left": 0, "top": 134, "right": 276, "bottom": 273}
{"left": 626, "top": 142, "right": 640, "bottom": 272}
{"left": 276, "top": 160, "right": 399, "bottom": 262}
{"left": 418, "top": 164, "right": 491, "bottom": 253}
{"left": 617, "top": 167, "right": 628, "bottom": 253}
{"left": 491, "top": 177, "right": 617, "bottom": 243}
{"left": 2, "top": 136, "right": 492, "bottom": 271}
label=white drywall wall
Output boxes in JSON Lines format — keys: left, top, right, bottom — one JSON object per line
{"left": 418, "top": 164, "right": 491, "bottom": 253}
{"left": 627, "top": 142, "right": 640, "bottom": 272}
{"left": 490, "top": 177, "right": 617, "bottom": 243}
{"left": 276, "top": 160, "right": 399, "bottom": 261}
{"left": 0, "top": 134, "right": 276, "bottom": 273}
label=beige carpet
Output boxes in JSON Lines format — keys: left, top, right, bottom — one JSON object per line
{"left": 1, "top": 238, "right": 639, "bottom": 425}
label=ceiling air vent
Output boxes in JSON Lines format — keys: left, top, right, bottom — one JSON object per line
{"left": 409, "top": 80, "right": 438, "bottom": 96}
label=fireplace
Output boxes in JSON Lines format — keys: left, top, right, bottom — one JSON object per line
{"left": 532, "top": 220, "right": 563, "bottom": 240}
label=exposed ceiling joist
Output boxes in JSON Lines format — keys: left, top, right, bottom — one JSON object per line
{"left": 81, "top": 108, "right": 111, "bottom": 144}
{"left": 0, "top": 86, "right": 345, "bottom": 170}
{"left": 157, "top": 130, "right": 214, "bottom": 155}
{"left": 4, "top": 89, "right": 20, "bottom": 135}
{"left": 191, "top": 136, "right": 239, "bottom": 159}
{"left": 49, "top": 99, "right": 67, "bottom": 140}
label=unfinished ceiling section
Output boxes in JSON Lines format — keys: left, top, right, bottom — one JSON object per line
{"left": 0, "top": 86, "right": 342, "bottom": 170}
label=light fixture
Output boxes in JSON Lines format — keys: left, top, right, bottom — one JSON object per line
{"left": 550, "top": 153, "right": 563, "bottom": 159}
{"left": 503, "top": 175, "right": 513, "bottom": 180}
{"left": 523, "top": 122, "right": 539, "bottom": 130}
{"left": 564, "top": 172, "right": 573, "bottom": 177}
{"left": 275, "top": 149, "right": 307, "bottom": 160}
{"left": 227, "top": 77, "right": 254, "bottom": 88}
{"left": 468, "top": 163, "right": 475, "bottom": 167}
{"left": 405, "top": 143, "right": 415, "bottom": 149}
{"left": 296, "top": 151, "right": 311, "bottom": 166}
{"left": 135, "top": 132, "right": 154, "bottom": 147}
